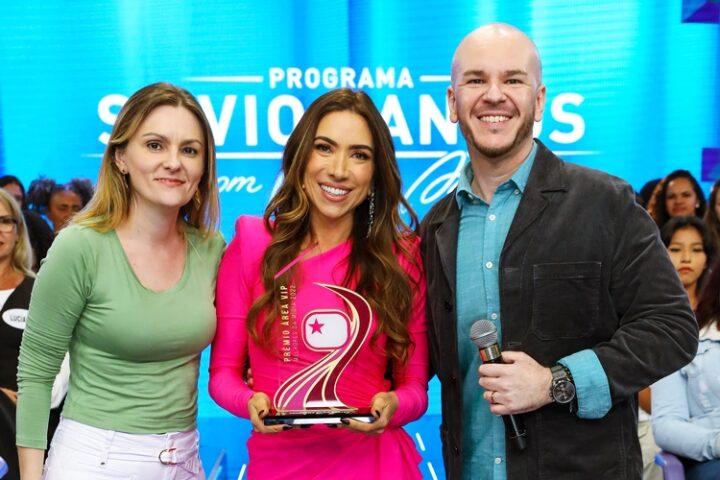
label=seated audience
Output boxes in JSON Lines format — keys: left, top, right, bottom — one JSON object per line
{"left": 25, "top": 177, "right": 94, "bottom": 234}
{"left": 0, "top": 176, "right": 25, "bottom": 207}
{"left": 0, "top": 189, "right": 67, "bottom": 480}
{"left": 703, "top": 179, "right": 720, "bottom": 250}
{"left": 660, "top": 216, "right": 715, "bottom": 309}
{"left": 653, "top": 218, "right": 719, "bottom": 480}
{"left": 0, "top": 176, "right": 54, "bottom": 271}
{"left": 637, "top": 178, "right": 661, "bottom": 210}
{"left": 647, "top": 170, "right": 706, "bottom": 229}
{"left": 638, "top": 386, "right": 662, "bottom": 480}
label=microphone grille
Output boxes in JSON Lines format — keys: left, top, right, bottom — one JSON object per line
{"left": 470, "top": 320, "right": 498, "bottom": 349}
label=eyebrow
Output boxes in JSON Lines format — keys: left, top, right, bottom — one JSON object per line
{"left": 141, "top": 132, "right": 203, "bottom": 145}
{"left": 315, "top": 135, "right": 373, "bottom": 153}
{"left": 462, "top": 69, "right": 529, "bottom": 78}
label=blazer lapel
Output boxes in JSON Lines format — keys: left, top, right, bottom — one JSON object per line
{"left": 504, "top": 140, "right": 567, "bottom": 250}
{"left": 436, "top": 213, "right": 459, "bottom": 296}
{"left": 429, "top": 195, "right": 461, "bottom": 297}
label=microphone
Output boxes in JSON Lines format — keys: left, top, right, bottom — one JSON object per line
{"left": 470, "top": 320, "right": 527, "bottom": 451}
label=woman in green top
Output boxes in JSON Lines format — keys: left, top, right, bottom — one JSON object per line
{"left": 16, "top": 82, "right": 225, "bottom": 480}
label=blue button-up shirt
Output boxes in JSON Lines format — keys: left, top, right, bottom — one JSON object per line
{"left": 455, "top": 142, "right": 611, "bottom": 479}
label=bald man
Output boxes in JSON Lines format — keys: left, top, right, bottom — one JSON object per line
{"left": 420, "top": 23, "right": 697, "bottom": 479}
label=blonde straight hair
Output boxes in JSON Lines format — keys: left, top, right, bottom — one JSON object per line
{"left": 0, "top": 189, "right": 34, "bottom": 277}
{"left": 74, "top": 82, "right": 219, "bottom": 236}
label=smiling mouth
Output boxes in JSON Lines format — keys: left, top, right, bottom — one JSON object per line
{"left": 479, "top": 115, "right": 510, "bottom": 123}
{"left": 155, "top": 178, "right": 185, "bottom": 186}
{"left": 320, "top": 184, "right": 350, "bottom": 197}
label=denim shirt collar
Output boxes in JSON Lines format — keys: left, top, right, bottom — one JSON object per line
{"left": 455, "top": 140, "right": 538, "bottom": 209}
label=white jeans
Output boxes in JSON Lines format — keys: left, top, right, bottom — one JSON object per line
{"left": 43, "top": 418, "right": 205, "bottom": 480}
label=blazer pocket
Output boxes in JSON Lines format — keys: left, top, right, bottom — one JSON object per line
{"left": 532, "top": 261, "right": 601, "bottom": 340}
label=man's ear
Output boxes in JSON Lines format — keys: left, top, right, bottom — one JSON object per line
{"left": 447, "top": 86, "right": 459, "bottom": 124}
{"left": 534, "top": 84, "right": 547, "bottom": 122}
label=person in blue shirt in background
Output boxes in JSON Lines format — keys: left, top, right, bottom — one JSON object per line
{"left": 420, "top": 22, "right": 698, "bottom": 479}
{"left": 653, "top": 253, "right": 720, "bottom": 480}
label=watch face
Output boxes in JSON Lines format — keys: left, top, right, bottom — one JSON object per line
{"left": 553, "top": 379, "right": 576, "bottom": 404}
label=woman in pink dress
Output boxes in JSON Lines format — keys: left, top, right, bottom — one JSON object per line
{"left": 209, "top": 88, "right": 428, "bottom": 479}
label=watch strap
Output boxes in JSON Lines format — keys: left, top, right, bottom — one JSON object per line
{"left": 550, "top": 364, "right": 577, "bottom": 413}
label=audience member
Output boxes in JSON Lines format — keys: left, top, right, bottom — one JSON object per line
{"left": 653, "top": 255, "right": 720, "bottom": 479}
{"left": 640, "top": 216, "right": 715, "bottom": 479}
{"left": 703, "top": 179, "right": 720, "bottom": 250}
{"left": 0, "top": 187, "right": 35, "bottom": 480}
{"left": 16, "top": 82, "right": 224, "bottom": 480}
{"left": 0, "top": 189, "right": 68, "bottom": 480}
{"left": 0, "top": 176, "right": 25, "bottom": 207}
{"left": 25, "top": 177, "right": 94, "bottom": 234}
{"left": 0, "top": 176, "right": 54, "bottom": 270}
{"left": 637, "top": 178, "right": 661, "bottom": 210}
{"left": 660, "top": 216, "right": 715, "bottom": 309}
{"left": 637, "top": 387, "right": 662, "bottom": 480}
{"left": 648, "top": 170, "right": 706, "bottom": 229}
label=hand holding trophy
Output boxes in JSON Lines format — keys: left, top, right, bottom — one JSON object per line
{"left": 247, "top": 392, "right": 284, "bottom": 434}
{"left": 340, "top": 391, "right": 399, "bottom": 435}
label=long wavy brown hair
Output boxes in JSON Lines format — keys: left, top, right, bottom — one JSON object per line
{"left": 247, "top": 88, "right": 420, "bottom": 363}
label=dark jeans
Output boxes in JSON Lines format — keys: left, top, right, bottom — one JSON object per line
{"left": 682, "top": 457, "right": 720, "bottom": 480}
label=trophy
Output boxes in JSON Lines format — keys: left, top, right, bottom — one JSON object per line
{"left": 263, "top": 257, "right": 376, "bottom": 426}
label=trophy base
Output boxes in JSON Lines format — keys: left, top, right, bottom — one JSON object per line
{"left": 263, "top": 408, "right": 375, "bottom": 426}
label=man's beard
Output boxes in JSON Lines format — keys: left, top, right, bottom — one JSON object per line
{"left": 460, "top": 111, "right": 535, "bottom": 159}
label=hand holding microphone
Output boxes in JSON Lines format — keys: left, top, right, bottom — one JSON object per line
{"left": 470, "top": 320, "right": 553, "bottom": 451}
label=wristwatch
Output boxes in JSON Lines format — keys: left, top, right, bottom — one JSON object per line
{"left": 550, "top": 364, "right": 576, "bottom": 411}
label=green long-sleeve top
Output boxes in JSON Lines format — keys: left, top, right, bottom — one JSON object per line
{"left": 16, "top": 224, "right": 225, "bottom": 449}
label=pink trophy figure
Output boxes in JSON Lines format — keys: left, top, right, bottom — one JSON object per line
{"left": 274, "top": 284, "right": 373, "bottom": 413}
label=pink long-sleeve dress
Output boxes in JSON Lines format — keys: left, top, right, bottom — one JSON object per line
{"left": 209, "top": 216, "right": 428, "bottom": 479}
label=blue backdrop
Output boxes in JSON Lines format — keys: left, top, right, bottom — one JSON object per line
{"left": 1, "top": 1, "right": 718, "bottom": 478}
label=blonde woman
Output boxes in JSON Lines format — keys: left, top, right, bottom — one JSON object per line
{"left": 0, "top": 188, "right": 35, "bottom": 480}
{"left": 16, "top": 82, "right": 224, "bottom": 480}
